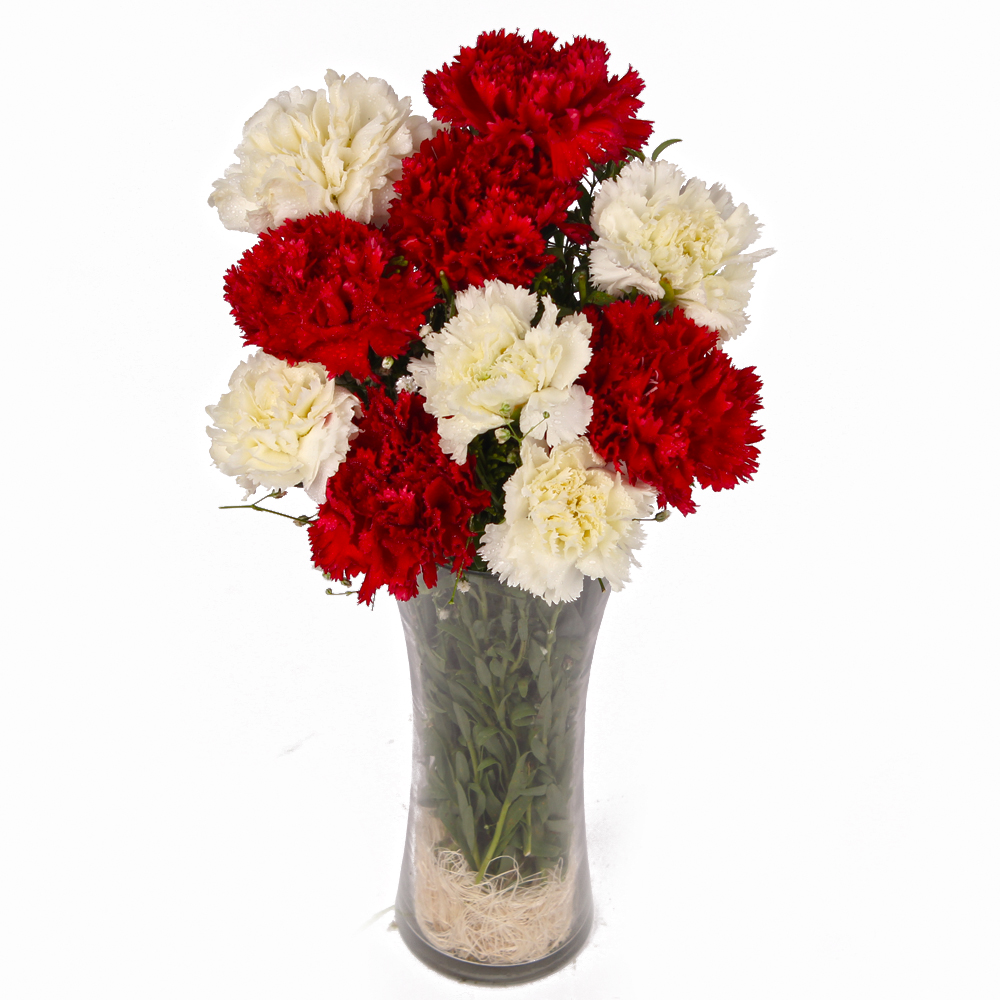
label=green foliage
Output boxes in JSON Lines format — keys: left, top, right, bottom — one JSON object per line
{"left": 531, "top": 146, "right": 660, "bottom": 321}
{"left": 408, "top": 574, "right": 592, "bottom": 880}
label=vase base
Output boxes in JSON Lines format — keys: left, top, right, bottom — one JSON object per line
{"left": 394, "top": 908, "right": 593, "bottom": 986}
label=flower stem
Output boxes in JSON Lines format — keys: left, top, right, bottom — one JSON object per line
{"left": 476, "top": 796, "right": 513, "bottom": 884}
{"left": 219, "top": 499, "right": 313, "bottom": 524}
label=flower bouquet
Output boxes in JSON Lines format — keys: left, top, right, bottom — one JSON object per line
{"left": 205, "top": 29, "right": 771, "bottom": 983}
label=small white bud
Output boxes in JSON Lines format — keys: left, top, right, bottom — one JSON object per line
{"left": 495, "top": 427, "right": 511, "bottom": 443}
{"left": 456, "top": 579, "right": 471, "bottom": 593}
{"left": 436, "top": 607, "right": 451, "bottom": 620}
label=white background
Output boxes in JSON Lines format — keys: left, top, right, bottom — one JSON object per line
{"left": 3, "top": 1, "right": 997, "bottom": 997}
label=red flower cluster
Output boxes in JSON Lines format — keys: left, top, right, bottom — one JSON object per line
{"left": 309, "top": 389, "right": 492, "bottom": 604}
{"left": 387, "top": 127, "right": 578, "bottom": 290}
{"left": 581, "top": 299, "right": 764, "bottom": 515}
{"left": 224, "top": 213, "right": 436, "bottom": 379}
{"left": 424, "top": 29, "right": 652, "bottom": 180}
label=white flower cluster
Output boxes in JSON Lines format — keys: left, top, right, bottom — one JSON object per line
{"left": 410, "top": 280, "right": 655, "bottom": 603}
{"left": 480, "top": 439, "right": 657, "bottom": 604}
{"left": 206, "top": 351, "right": 360, "bottom": 502}
{"left": 588, "top": 159, "right": 774, "bottom": 340}
{"left": 208, "top": 72, "right": 434, "bottom": 233}
{"left": 409, "top": 281, "right": 593, "bottom": 465}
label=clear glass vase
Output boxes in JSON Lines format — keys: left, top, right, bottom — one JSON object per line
{"left": 394, "top": 570, "right": 610, "bottom": 984}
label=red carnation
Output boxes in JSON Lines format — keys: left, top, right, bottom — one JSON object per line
{"left": 424, "top": 30, "right": 653, "bottom": 180}
{"left": 224, "top": 213, "right": 436, "bottom": 380}
{"left": 581, "top": 299, "right": 764, "bottom": 515}
{"left": 387, "top": 126, "right": 578, "bottom": 290}
{"left": 309, "top": 388, "right": 492, "bottom": 604}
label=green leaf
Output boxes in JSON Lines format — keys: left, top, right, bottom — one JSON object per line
{"left": 535, "top": 796, "right": 550, "bottom": 824}
{"left": 520, "top": 784, "right": 549, "bottom": 797}
{"left": 507, "top": 752, "right": 532, "bottom": 798}
{"left": 539, "top": 694, "right": 552, "bottom": 739}
{"left": 510, "top": 703, "right": 536, "bottom": 726}
{"left": 500, "top": 607, "right": 513, "bottom": 634}
{"left": 424, "top": 728, "right": 446, "bottom": 765}
{"left": 489, "top": 657, "right": 506, "bottom": 679}
{"left": 422, "top": 693, "right": 446, "bottom": 715}
{"left": 529, "top": 838, "right": 563, "bottom": 858}
{"left": 557, "top": 606, "right": 586, "bottom": 638}
{"left": 482, "top": 771, "right": 503, "bottom": 822}
{"left": 437, "top": 621, "right": 478, "bottom": 652}
{"left": 438, "top": 807, "right": 465, "bottom": 860}
{"left": 528, "top": 641, "right": 544, "bottom": 675}
{"left": 530, "top": 735, "right": 548, "bottom": 764}
{"left": 423, "top": 773, "right": 450, "bottom": 801}
{"left": 454, "top": 750, "right": 470, "bottom": 785}
{"left": 474, "top": 726, "right": 500, "bottom": 747}
{"left": 494, "top": 693, "right": 510, "bottom": 730}
{"left": 502, "top": 795, "right": 531, "bottom": 833}
{"left": 546, "top": 783, "right": 567, "bottom": 817}
{"left": 651, "top": 138, "right": 682, "bottom": 160}
{"left": 537, "top": 660, "right": 553, "bottom": 698}
{"left": 452, "top": 702, "right": 471, "bottom": 742}
{"left": 470, "top": 782, "right": 486, "bottom": 822}
{"left": 517, "top": 678, "right": 530, "bottom": 699}
{"left": 454, "top": 780, "right": 478, "bottom": 864}
{"left": 474, "top": 656, "right": 491, "bottom": 687}
{"left": 545, "top": 818, "right": 574, "bottom": 833}
{"left": 423, "top": 649, "right": 447, "bottom": 673}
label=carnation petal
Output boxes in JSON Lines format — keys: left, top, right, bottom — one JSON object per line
{"left": 520, "top": 385, "right": 593, "bottom": 448}
{"left": 209, "top": 73, "right": 431, "bottom": 232}
{"left": 413, "top": 281, "right": 594, "bottom": 463}
{"left": 588, "top": 159, "right": 771, "bottom": 338}
{"left": 424, "top": 30, "right": 653, "bottom": 180}
{"left": 581, "top": 299, "right": 764, "bottom": 512}
{"left": 224, "top": 212, "right": 435, "bottom": 379}
{"left": 308, "top": 390, "right": 491, "bottom": 603}
{"left": 480, "top": 437, "right": 654, "bottom": 604}
{"left": 207, "top": 351, "right": 361, "bottom": 498}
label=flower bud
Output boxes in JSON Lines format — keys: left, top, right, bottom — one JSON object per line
{"left": 495, "top": 427, "right": 511, "bottom": 443}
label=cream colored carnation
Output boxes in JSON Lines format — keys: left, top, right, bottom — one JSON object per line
{"left": 206, "top": 351, "right": 360, "bottom": 502}
{"left": 408, "top": 281, "right": 593, "bottom": 464}
{"left": 589, "top": 159, "right": 774, "bottom": 340}
{"left": 208, "top": 71, "right": 435, "bottom": 232}
{"left": 480, "top": 438, "right": 656, "bottom": 604}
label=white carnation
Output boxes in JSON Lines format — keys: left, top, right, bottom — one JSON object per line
{"left": 589, "top": 159, "right": 774, "bottom": 340}
{"left": 408, "top": 281, "right": 594, "bottom": 464}
{"left": 208, "top": 71, "right": 435, "bottom": 233}
{"left": 480, "top": 438, "right": 657, "bottom": 604}
{"left": 206, "top": 351, "right": 361, "bottom": 502}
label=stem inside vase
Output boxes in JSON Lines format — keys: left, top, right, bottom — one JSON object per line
{"left": 395, "top": 571, "right": 608, "bottom": 977}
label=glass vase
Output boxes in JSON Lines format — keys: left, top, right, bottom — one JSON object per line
{"left": 394, "top": 570, "right": 610, "bottom": 984}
